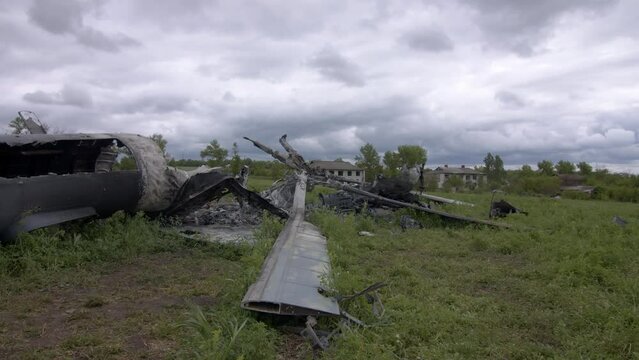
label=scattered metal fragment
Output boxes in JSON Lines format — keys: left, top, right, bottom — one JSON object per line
{"left": 612, "top": 215, "right": 627, "bottom": 227}
{"left": 177, "top": 225, "right": 256, "bottom": 244}
{"left": 326, "top": 180, "right": 510, "bottom": 228}
{"left": 488, "top": 190, "right": 527, "bottom": 219}
{"left": 358, "top": 231, "right": 375, "bottom": 237}
{"left": 300, "top": 316, "right": 329, "bottom": 351}
{"left": 259, "top": 176, "right": 297, "bottom": 210}
{"left": 368, "top": 175, "right": 421, "bottom": 204}
{"left": 319, "top": 191, "right": 366, "bottom": 213}
{"left": 334, "top": 282, "right": 387, "bottom": 326}
{"left": 400, "top": 215, "right": 423, "bottom": 231}
{"left": 182, "top": 202, "right": 263, "bottom": 227}
{"left": 245, "top": 135, "right": 510, "bottom": 228}
{"left": 489, "top": 200, "right": 528, "bottom": 218}
{"left": 237, "top": 165, "right": 250, "bottom": 187}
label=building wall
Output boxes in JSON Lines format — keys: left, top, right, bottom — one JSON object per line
{"left": 324, "top": 169, "right": 365, "bottom": 183}
{"left": 436, "top": 173, "right": 485, "bottom": 189}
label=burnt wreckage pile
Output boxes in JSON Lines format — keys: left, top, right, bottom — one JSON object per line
{"left": 0, "top": 132, "right": 286, "bottom": 243}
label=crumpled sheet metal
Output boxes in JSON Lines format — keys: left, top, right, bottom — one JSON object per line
{"left": 241, "top": 172, "right": 340, "bottom": 316}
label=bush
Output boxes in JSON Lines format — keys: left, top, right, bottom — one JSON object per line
{"left": 509, "top": 175, "right": 560, "bottom": 196}
{"left": 561, "top": 191, "right": 591, "bottom": 200}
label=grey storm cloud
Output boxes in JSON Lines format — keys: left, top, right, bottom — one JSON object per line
{"left": 307, "top": 48, "right": 366, "bottom": 87}
{"left": 458, "top": 0, "right": 618, "bottom": 56}
{"left": 114, "top": 95, "right": 191, "bottom": 114}
{"left": 23, "top": 85, "right": 93, "bottom": 108}
{"left": 125, "top": 0, "right": 339, "bottom": 39}
{"left": 28, "top": 0, "right": 139, "bottom": 52}
{"left": 222, "top": 92, "right": 237, "bottom": 102}
{"left": 495, "top": 91, "right": 526, "bottom": 108}
{"left": 402, "top": 28, "right": 454, "bottom": 52}
{"left": 2, "top": 0, "right": 638, "bottom": 172}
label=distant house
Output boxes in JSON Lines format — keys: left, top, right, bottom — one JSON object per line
{"left": 309, "top": 160, "right": 365, "bottom": 183}
{"left": 430, "top": 165, "right": 486, "bottom": 189}
{"left": 558, "top": 174, "right": 595, "bottom": 195}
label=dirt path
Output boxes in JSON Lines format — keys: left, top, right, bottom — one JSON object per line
{"left": 0, "top": 251, "right": 236, "bottom": 359}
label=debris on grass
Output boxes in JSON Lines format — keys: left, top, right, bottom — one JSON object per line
{"left": 612, "top": 215, "right": 627, "bottom": 226}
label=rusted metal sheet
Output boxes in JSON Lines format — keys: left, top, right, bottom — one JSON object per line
{"left": 242, "top": 172, "right": 340, "bottom": 316}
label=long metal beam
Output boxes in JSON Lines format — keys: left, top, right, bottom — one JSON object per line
{"left": 411, "top": 191, "right": 475, "bottom": 207}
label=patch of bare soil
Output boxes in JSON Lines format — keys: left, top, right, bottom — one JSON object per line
{"left": 0, "top": 252, "right": 231, "bottom": 359}
{"left": 277, "top": 333, "right": 312, "bottom": 360}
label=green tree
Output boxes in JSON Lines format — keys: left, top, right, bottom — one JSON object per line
{"left": 354, "top": 143, "right": 382, "bottom": 182}
{"left": 397, "top": 145, "right": 427, "bottom": 169}
{"left": 577, "top": 161, "right": 592, "bottom": 176}
{"left": 200, "top": 140, "right": 229, "bottom": 167}
{"left": 116, "top": 156, "right": 137, "bottom": 170}
{"left": 383, "top": 151, "right": 401, "bottom": 177}
{"left": 150, "top": 133, "right": 168, "bottom": 157}
{"left": 483, "top": 152, "right": 506, "bottom": 185}
{"left": 230, "top": 142, "right": 242, "bottom": 175}
{"left": 8, "top": 117, "right": 27, "bottom": 134}
{"left": 494, "top": 155, "right": 505, "bottom": 179}
{"left": 537, "top": 160, "right": 554, "bottom": 176}
{"left": 484, "top": 153, "right": 494, "bottom": 172}
{"left": 521, "top": 164, "right": 534, "bottom": 176}
{"left": 555, "top": 160, "right": 575, "bottom": 174}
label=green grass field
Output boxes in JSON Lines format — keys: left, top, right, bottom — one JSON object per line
{"left": 0, "top": 189, "right": 637, "bottom": 359}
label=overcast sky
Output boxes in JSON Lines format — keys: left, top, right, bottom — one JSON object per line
{"left": 1, "top": 0, "right": 638, "bottom": 172}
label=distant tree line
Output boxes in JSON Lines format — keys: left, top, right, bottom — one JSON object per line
{"left": 506, "top": 159, "right": 639, "bottom": 202}
{"left": 111, "top": 129, "right": 638, "bottom": 203}
{"left": 355, "top": 143, "right": 427, "bottom": 181}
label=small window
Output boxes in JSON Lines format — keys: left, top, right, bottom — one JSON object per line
{"left": 347, "top": 171, "right": 352, "bottom": 176}
{"left": 445, "top": 174, "right": 449, "bottom": 178}
{"left": 338, "top": 171, "right": 343, "bottom": 176}
{"left": 472, "top": 174, "right": 477, "bottom": 180}
{"left": 355, "top": 171, "right": 360, "bottom": 176}
{"left": 330, "top": 170, "right": 334, "bottom": 175}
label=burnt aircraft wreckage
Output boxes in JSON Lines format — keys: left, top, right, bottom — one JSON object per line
{"left": 236, "top": 135, "right": 509, "bottom": 349}
{"left": 0, "top": 131, "right": 286, "bottom": 242}
{"left": 1, "top": 121, "right": 510, "bottom": 349}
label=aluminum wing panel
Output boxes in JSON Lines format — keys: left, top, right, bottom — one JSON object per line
{"left": 241, "top": 173, "right": 340, "bottom": 316}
